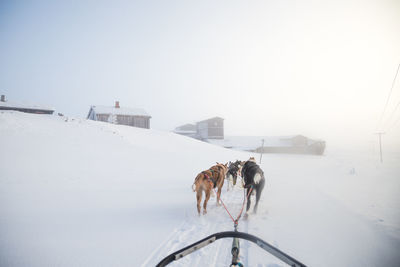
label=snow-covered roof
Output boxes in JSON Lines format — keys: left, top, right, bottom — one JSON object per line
{"left": 0, "top": 101, "right": 54, "bottom": 111}
{"left": 90, "top": 105, "right": 150, "bottom": 117}
{"left": 197, "top": 116, "right": 224, "bottom": 123}
{"left": 175, "top": 123, "right": 196, "bottom": 131}
{"left": 174, "top": 130, "right": 197, "bottom": 134}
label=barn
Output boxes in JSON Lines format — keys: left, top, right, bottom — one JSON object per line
{"left": 87, "top": 101, "right": 151, "bottom": 129}
{"left": 0, "top": 95, "right": 54, "bottom": 115}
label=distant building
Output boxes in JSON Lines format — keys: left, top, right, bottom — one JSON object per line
{"left": 173, "top": 123, "right": 197, "bottom": 138}
{"left": 255, "top": 135, "right": 326, "bottom": 155}
{"left": 87, "top": 101, "right": 151, "bottom": 129}
{"left": 196, "top": 117, "right": 224, "bottom": 140}
{"left": 0, "top": 95, "right": 54, "bottom": 115}
{"left": 173, "top": 116, "right": 324, "bottom": 155}
{"left": 208, "top": 135, "right": 326, "bottom": 155}
{"left": 174, "top": 116, "right": 224, "bottom": 140}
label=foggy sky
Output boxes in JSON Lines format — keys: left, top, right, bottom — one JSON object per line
{"left": 1, "top": 0, "right": 400, "bottom": 148}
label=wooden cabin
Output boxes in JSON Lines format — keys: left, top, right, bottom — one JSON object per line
{"left": 87, "top": 101, "right": 151, "bottom": 129}
{"left": 0, "top": 95, "right": 54, "bottom": 114}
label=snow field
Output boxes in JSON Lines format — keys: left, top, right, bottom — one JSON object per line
{"left": 1, "top": 111, "right": 399, "bottom": 266}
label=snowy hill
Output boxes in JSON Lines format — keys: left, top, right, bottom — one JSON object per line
{"left": 0, "top": 111, "right": 399, "bottom": 267}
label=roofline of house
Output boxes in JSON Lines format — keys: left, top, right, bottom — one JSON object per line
{"left": 0, "top": 106, "right": 54, "bottom": 114}
{"left": 197, "top": 116, "right": 224, "bottom": 123}
{"left": 87, "top": 106, "right": 151, "bottom": 119}
{"left": 94, "top": 113, "right": 152, "bottom": 118}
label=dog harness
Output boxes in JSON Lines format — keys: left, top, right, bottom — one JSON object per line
{"left": 203, "top": 169, "right": 217, "bottom": 188}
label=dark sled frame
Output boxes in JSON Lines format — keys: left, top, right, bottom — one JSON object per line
{"left": 156, "top": 231, "right": 307, "bottom": 267}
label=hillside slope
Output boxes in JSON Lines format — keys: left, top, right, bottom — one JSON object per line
{"left": 0, "top": 111, "right": 245, "bottom": 266}
{"left": 0, "top": 111, "right": 399, "bottom": 266}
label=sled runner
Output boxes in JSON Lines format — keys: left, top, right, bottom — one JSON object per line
{"left": 156, "top": 230, "right": 307, "bottom": 267}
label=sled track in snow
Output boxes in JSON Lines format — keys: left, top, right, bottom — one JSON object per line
{"left": 141, "top": 185, "right": 250, "bottom": 266}
{"left": 141, "top": 183, "right": 282, "bottom": 267}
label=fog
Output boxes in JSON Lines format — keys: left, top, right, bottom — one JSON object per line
{"left": 1, "top": 0, "right": 400, "bottom": 150}
{"left": 1, "top": 2, "right": 400, "bottom": 266}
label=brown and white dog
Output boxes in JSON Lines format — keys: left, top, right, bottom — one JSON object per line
{"left": 192, "top": 162, "right": 228, "bottom": 215}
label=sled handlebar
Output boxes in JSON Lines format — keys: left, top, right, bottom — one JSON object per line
{"left": 155, "top": 231, "right": 307, "bottom": 267}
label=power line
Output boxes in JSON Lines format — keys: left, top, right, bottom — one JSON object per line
{"left": 383, "top": 99, "right": 400, "bottom": 131}
{"left": 376, "top": 63, "right": 400, "bottom": 131}
{"left": 386, "top": 114, "right": 400, "bottom": 133}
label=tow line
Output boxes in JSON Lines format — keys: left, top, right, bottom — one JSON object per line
{"left": 212, "top": 185, "right": 253, "bottom": 227}
{"left": 211, "top": 185, "right": 252, "bottom": 266}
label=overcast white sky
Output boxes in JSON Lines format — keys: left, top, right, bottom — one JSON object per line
{"left": 1, "top": 0, "right": 399, "bottom": 148}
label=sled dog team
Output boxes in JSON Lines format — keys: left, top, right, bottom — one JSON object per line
{"left": 192, "top": 157, "right": 265, "bottom": 216}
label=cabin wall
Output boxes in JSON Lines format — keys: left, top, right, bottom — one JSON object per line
{"left": 206, "top": 118, "right": 224, "bottom": 139}
{"left": 114, "top": 115, "right": 150, "bottom": 128}
{"left": 116, "top": 115, "right": 134, "bottom": 126}
{"left": 196, "top": 121, "right": 208, "bottom": 140}
{"left": 96, "top": 114, "right": 110, "bottom": 122}
{"left": 195, "top": 118, "right": 224, "bottom": 140}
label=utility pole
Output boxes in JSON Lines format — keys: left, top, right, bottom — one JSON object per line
{"left": 259, "top": 139, "right": 265, "bottom": 164}
{"left": 375, "top": 132, "right": 385, "bottom": 163}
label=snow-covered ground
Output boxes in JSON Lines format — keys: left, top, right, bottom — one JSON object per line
{"left": 0, "top": 111, "right": 399, "bottom": 266}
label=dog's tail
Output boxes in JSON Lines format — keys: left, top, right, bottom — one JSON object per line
{"left": 253, "top": 171, "right": 265, "bottom": 185}
{"left": 192, "top": 173, "right": 203, "bottom": 192}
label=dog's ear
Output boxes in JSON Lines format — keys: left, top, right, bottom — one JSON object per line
{"left": 225, "top": 162, "right": 228, "bottom": 167}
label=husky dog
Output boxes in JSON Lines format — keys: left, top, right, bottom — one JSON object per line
{"left": 241, "top": 157, "right": 265, "bottom": 214}
{"left": 192, "top": 163, "right": 228, "bottom": 215}
{"left": 226, "top": 160, "right": 242, "bottom": 191}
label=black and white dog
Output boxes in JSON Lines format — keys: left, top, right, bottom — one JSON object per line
{"left": 226, "top": 160, "right": 241, "bottom": 191}
{"left": 241, "top": 157, "right": 265, "bottom": 214}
